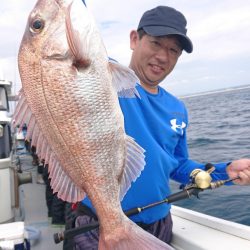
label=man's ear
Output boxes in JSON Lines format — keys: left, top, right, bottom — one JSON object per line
{"left": 130, "top": 30, "right": 139, "bottom": 50}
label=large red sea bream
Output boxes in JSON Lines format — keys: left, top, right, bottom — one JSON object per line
{"left": 13, "top": 0, "right": 173, "bottom": 249}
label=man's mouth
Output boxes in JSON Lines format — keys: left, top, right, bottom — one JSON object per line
{"left": 150, "top": 64, "right": 164, "bottom": 74}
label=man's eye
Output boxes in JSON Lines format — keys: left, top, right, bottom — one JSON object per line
{"left": 151, "top": 41, "right": 162, "bottom": 49}
{"left": 151, "top": 40, "right": 159, "bottom": 45}
{"left": 170, "top": 48, "right": 178, "bottom": 54}
{"left": 170, "top": 47, "right": 181, "bottom": 56}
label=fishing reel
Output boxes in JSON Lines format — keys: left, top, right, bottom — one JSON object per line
{"left": 185, "top": 163, "right": 238, "bottom": 191}
{"left": 189, "top": 165, "right": 214, "bottom": 189}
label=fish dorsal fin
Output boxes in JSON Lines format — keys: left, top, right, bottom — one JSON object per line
{"left": 119, "top": 136, "right": 145, "bottom": 201}
{"left": 12, "top": 91, "right": 85, "bottom": 203}
{"left": 109, "top": 60, "right": 141, "bottom": 98}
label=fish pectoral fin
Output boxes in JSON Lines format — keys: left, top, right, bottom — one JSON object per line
{"left": 109, "top": 60, "right": 141, "bottom": 98}
{"left": 119, "top": 136, "right": 145, "bottom": 201}
{"left": 49, "top": 162, "right": 86, "bottom": 203}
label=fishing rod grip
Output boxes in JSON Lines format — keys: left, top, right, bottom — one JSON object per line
{"left": 54, "top": 221, "right": 99, "bottom": 244}
{"left": 167, "top": 188, "right": 201, "bottom": 203}
{"left": 124, "top": 207, "right": 142, "bottom": 217}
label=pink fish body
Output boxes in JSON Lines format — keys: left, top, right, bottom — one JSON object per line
{"left": 14, "top": 0, "right": 173, "bottom": 249}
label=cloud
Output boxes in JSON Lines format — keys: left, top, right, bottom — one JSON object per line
{"left": 0, "top": 0, "right": 250, "bottom": 96}
{"left": 189, "top": 5, "right": 250, "bottom": 61}
{"left": 0, "top": 0, "right": 34, "bottom": 84}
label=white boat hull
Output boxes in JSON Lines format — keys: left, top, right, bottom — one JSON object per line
{"left": 171, "top": 205, "right": 250, "bottom": 250}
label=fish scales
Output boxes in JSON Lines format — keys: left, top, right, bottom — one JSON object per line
{"left": 14, "top": 0, "right": 174, "bottom": 249}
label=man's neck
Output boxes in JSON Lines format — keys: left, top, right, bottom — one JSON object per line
{"left": 140, "top": 82, "right": 159, "bottom": 94}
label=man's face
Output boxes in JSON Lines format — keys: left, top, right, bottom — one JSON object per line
{"left": 129, "top": 31, "right": 182, "bottom": 93}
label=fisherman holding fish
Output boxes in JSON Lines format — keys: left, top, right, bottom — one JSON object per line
{"left": 15, "top": 1, "right": 250, "bottom": 249}
{"left": 72, "top": 4, "right": 250, "bottom": 250}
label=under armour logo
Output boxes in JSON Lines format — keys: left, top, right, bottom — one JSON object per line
{"left": 170, "top": 119, "right": 186, "bottom": 135}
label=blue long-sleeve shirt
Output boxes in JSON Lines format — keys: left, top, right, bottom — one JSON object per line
{"left": 82, "top": 84, "right": 229, "bottom": 224}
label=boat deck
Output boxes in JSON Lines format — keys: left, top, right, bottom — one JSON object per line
{"left": 17, "top": 153, "right": 64, "bottom": 250}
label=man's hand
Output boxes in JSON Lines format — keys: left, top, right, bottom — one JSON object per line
{"left": 227, "top": 159, "right": 250, "bottom": 185}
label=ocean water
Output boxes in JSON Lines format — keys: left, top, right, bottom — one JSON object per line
{"left": 170, "top": 85, "right": 250, "bottom": 226}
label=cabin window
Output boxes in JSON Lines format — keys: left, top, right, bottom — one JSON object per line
{"left": 0, "top": 124, "right": 12, "bottom": 159}
{"left": 0, "top": 86, "right": 9, "bottom": 111}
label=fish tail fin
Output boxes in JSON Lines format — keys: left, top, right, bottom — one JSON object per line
{"left": 98, "top": 219, "right": 173, "bottom": 250}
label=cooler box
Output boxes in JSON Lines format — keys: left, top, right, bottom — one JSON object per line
{"left": 0, "top": 221, "right": 30, "bottom": 249}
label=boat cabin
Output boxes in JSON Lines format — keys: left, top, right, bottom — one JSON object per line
{"left": 0, "top": 81, "right": 12, "bottom": 159}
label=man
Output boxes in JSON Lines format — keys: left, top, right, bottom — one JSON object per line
{"left": 72, "top": 6, "right": 250, "bottom": 249}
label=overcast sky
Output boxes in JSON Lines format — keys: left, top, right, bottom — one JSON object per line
{"left": 0, "top": 0, "right": 250, "bottom": 96}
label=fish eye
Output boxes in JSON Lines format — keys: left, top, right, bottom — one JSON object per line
{"left": 30, "top": 19, "right": 44, "bottom": 33}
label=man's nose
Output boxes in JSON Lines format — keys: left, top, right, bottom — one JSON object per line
{"left": 155, "top": 48, "right": 170, "bottom": 63}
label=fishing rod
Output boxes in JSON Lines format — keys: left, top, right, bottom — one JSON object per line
{"left": 53, "top": 163, "right": 240, "bottom": 244}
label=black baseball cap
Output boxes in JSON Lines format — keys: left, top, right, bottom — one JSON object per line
{"left": 137, "top": 6, "right": 193, "bottom": 53}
